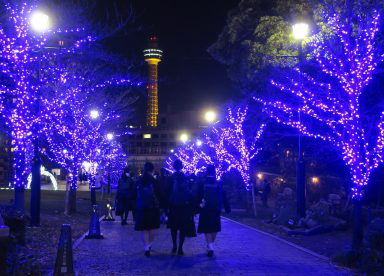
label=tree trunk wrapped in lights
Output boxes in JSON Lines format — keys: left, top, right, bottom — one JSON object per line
{"left": 255, "top": 8, "right": 384, "bottom": 249}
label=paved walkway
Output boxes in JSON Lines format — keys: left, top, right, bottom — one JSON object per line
{"left": 74, "top": 217, "right": 350, "bottom": 275}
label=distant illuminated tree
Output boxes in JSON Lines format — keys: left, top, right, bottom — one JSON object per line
{"left": 164, "top": 106, "right": 265, "bottom": 190}
{"left": 204, "top": 107, "right": 265, "bottom": 189}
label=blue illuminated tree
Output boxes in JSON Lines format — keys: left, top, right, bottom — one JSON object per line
{"left": 165, "top": 106, "right": 265, "bottom": 190}
{"left": 255, "top": 8, "right": 384, "bottom": 248}
{"left": 0, "top": 2, "right": 95, "bottom": 207}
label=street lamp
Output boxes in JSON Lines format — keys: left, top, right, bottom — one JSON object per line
{"left": 107, "top": 133, "right": 114, "bottom": 141}
{"left": 196, "top": 139, "right": 202, "bottom": 147}
{"left": 106, "top": 133, "right": 113, "bottom": 195}
{"left": 179, "top": 133, "right": 189, "bottom": 143}
{"left": 204, "top": 110, "right": 217, "bottom": 124}
{"left": 30, "top": 10, "right": 50, "bottom": 227}
{"left": 30, "top": 11, "right": 50, "bottom": 33}
{"left": 293, "top": 21, "right": 309, "bottom": 218}
{"left": 88, "top": 111, "right": 101, "bottom": 204}
{"left": 90, "top": 110, "right": 99, "bottom": 119}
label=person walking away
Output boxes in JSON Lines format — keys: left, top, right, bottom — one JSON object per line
{"left": 115, "top": 168, "right": 135, "bottom": 225}
{"left": 166, "top": 160, "right": 196, "bottom": 255}
{"left": 135, "top": 162, "right": 162, "bottom": 256}
{"left": 261, "top": 179, "right": 271, "bottom": 208}
{"left": 198, "top": 165, "right": 230, "bottom": 257}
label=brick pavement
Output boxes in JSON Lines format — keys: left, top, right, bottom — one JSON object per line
{"left": 74, "top": 216, "right": 351, "bottom": 275}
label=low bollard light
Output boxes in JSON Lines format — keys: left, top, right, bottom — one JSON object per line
{"left": 102, "top": 203, "right": 115, "bottom": 221}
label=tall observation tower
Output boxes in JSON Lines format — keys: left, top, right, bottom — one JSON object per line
{"left": 143, "top": 36, "right": 163, "bottom": 127}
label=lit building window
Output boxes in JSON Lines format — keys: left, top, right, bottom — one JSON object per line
{"left": 143, "top": 134, "right": 151, "bottom": 139}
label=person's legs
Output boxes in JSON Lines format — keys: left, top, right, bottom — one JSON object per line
{"left": 207, "top": 233, "right": 214, "bottom": 257}
{"left": 149, "top": 229, "right": 156, "bottom": 245}
{"left": 178, "top": 231, "right": 185, "bottom": 255}
{"left": 142, "top": 231, "right": 150, "bottom": 256}
{"left": 212, "top": 232, "right": 217, "bottom": 242}
{"left": 120, "top": 215, "right": 124, "bottom": 225}
{"left": 124, "top": 210, "right": 129, "bottom": 222}
{"left": 171, "top": 229, "right": 177, "bottom": 253}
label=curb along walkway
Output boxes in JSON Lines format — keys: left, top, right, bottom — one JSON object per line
{"left": 74, "top": 217, "right": 350, "bottom": 275}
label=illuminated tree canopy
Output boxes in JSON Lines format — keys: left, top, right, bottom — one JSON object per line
{"left": 165, "top": 106, "right": 265, "bottom": 189}
{"left": 255, "top": 8, "right": 384, "bottom": 199}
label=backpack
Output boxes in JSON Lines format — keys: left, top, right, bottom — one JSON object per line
{"left": 203, "top": 182, "right": 222, "bottom": 211}
{"left": 170, "top": 173, "right": 191, "bottom": 206}
{"left": 137, "top": 182, "right": 158, "bottom": 209}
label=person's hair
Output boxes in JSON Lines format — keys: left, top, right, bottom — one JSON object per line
{"left": 206, "top": 165, "right": 216, "bottom": 178}
{"left": 173, "top": 159, "right": 183, "bottom": 171}
{"left": 143, "top": 162, "right": 154, "bottom": 173}
{"left": 121, "top": 167, "right": 130, "bottom": 180}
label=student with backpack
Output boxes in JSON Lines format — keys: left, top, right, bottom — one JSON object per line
{"left": 166, "top": 160, "right": 196, "bottom": 255}
{"left": 115, "top": 168, "right": 135, "bottom": 225}
{"left": 197, "top": 165, "right": 231, "bottom": 257}
{"left": 134, "top": 162, "right": 162, "bottom": 256}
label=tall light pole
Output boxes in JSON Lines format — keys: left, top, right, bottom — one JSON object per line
{"left": 106, "top": 133, "right": 113, "bottom": 195}
{"left": 30, "top": 10, "right": 50, "bottom": 227}
{"left": 89, "top": 110, "right": 99, "bottom": 204}
{"left": 293, "top": 21, "right": 309, "bottom": 218}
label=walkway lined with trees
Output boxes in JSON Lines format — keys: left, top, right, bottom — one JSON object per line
{"left": 73, "top": 218, "right": 348, "bottom": 275}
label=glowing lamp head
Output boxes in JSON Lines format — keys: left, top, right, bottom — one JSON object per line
{"left": 196, "top": 140, "right": 202, "bottom": 147}
{"left": 257, "top": 173, "right": 263, "bottom": 180}
{"left": 107, "top": 133, "right": 114, "bottom": 141}
{"left": 311, "top": 177, "right": 319, "bottom": 184}
{"left": 292, "top": 23, "right": 309, "bottom": 40}
{"left": 204, "top": 110, "right": 217, "bottom": 123}
{"left": 180, "top": 133, "right": 189, "bottom": 143}
{"left": 30, "top": 11, "right": 50, "bottom": 33}
{"left": 90, "top": 110, "right": 99, "bottom": 119}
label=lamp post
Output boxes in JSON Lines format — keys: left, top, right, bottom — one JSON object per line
{"left": 106, "top": 133, "right": 113, "bottom": 195}
{"left": 293, "top": 21, "right": 309, "bottom": 218}
{"left": 30, "top": 11, "right": 50, "bottom": 227}
{"left": 89, "top": 110, "right": 99, "bottom": 204}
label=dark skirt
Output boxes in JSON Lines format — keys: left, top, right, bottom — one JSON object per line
{"left": 134, "top": 208, "right": 161, "bottom": 231}
{"left": 167, "top": 206, "right": 196, "bottom": 237}
{"left": 198, "top": 208, "right": 221, "bottom": 234}
{"left": 115, "top": 195, "right": 133, "bottom": 216}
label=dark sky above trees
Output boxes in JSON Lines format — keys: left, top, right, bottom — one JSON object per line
{"left": 119, "top": 0, "right": 241, "bottom": 113}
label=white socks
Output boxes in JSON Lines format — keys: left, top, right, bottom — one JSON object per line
{"left": 144, "top": 244, "right": 150, "bottom": 251}
{"left": 207, "top": 243, "right": 214, "bottom": 250}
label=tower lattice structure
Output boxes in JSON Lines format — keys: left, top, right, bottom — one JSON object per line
{"left": 143, "top": 36, "right": 163, "bottom": 127}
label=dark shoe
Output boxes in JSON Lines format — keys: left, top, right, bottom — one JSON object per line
{"left": 207, "top": 250, "right": 214, "bottom": 257}
{"left": 177, "top": 248, "right": 184, "bottom": 256}
{"left": 145, "top": 250, "right": 150, "bottom": 257}
{"left": 121, "top": 220, "right": 127, "bottom": 225}
{"left": 172, "top": 245, "right": 177, "bottom": 254}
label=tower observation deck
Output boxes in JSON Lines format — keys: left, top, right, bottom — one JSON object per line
{"left": 143, "top": 36, "right": 163, "bottom": 127}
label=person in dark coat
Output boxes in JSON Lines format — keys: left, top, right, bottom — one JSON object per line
{"left": 197, "top": 165, "right": 230, "bottom": 257}
{"left": 166, "top": 160, "right": 196, "bottom": 255}
{"left": 115, "top": 168, "right": 135, "bottom": 225}
{"left": 261, "top": 179, "right": 271, "bottom": 208}
{"left": 134, "top": 162, "right": 162, "bottom": 256}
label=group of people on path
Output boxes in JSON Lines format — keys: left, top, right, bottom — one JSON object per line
{"left": 115, "top": 160, "right": 231, "bottom": 257}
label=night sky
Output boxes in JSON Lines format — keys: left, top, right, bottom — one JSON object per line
{"left": 124, "top": 0, "right": 240, "bottom": 114}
